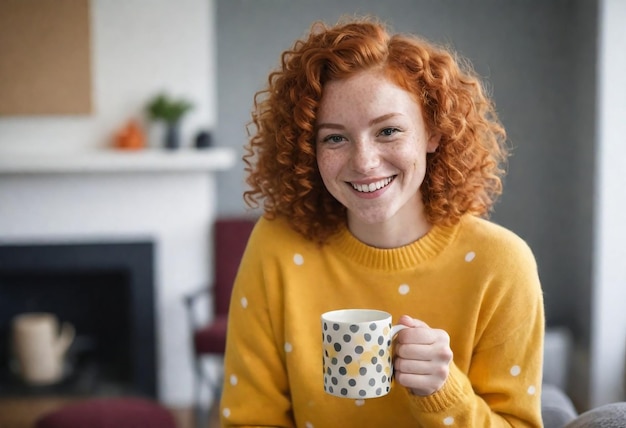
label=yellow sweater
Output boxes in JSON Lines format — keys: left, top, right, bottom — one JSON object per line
{"left": 221, "top": 215, "right": 544, "bottom": 427}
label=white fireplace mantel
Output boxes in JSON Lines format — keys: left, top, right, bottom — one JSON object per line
{"left": 0, "top": 147, "right": 236, "bottom": 175}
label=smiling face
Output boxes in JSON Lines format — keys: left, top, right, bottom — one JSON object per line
{"left": 315, "top": 69, "right": 439, "bottom": 247}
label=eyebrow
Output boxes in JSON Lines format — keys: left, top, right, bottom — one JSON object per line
{"left": 317, "top": 113, "right": 402, "bottom": 131}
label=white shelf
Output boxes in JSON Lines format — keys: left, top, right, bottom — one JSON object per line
{"left": 0, "top": 147, "right": 237, "bottom": 174}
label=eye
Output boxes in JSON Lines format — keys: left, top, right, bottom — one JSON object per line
{"left": 379, "top": 127, "right": 400, "bottom": 137}
{"left": 321, "top": 134, "right": 346, "bottom": 144}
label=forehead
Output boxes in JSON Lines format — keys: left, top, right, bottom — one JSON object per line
{"left": 316, "top": 70, "right": 421, "bottom": 122}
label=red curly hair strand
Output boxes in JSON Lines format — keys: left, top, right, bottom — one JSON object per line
{"left": 243, "top": 17, "right": 508, "bottom": 244}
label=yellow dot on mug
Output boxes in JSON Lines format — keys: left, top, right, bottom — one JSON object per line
{"left": 465, "top": 251, "right": 476, "bottom": 262}
{"left": 284, "top": 342, "right": 293, "bottom": 353}
{"left": 510, "top": 365, "right": 521, "bottom": 376}
{"left": 230, "top": 374, "right": 238, "bottom": 385}
{"left": 528, "top": 385, "right": 536, "bottom": 395}
{"left": 398, "top": 284, "right": 410, "bottom": 295}
{"left": 443, "top": 416, "right": 454, "bottom": 425}
{"left": 222, "top": 408, "right": 231, "bottom": 418}
{"left": 293, "top": 253, "right": 304, "bottom": 265}
{"left": 240, "top": 297, "right": 248, "bottom": 308}
{"left": 355, "top": 399, "right": 365, "bottom": 406}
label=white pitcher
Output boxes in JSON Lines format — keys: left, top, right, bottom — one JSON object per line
{"left": 12, "top": 312, "right": 75, "bottom": 385}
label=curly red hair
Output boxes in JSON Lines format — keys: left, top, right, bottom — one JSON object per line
{"left": 243, "top": 17, "right": 508, "bottom": 244}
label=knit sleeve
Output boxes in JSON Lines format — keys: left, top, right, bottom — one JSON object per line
{"left": 405, "top": 227, "right": 545, "bottom": 427}
{"left": 220, "top": 219, "right": 294, "bottom": 427}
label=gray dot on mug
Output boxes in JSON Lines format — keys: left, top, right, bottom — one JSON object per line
{"left": 376, "top": 364, "right": 383, "bottom": 373}
{"left": 349, "top": 379, "right": 356, "bottom": 386}
{"left": 344, "top": 355, "right": 352, "bottom": 364}
{"left": 343, "top": 334, "right": 351, "bottom": 342}
{"left": 364, "top": 333, "right": 371, "bottom": 341}
{"left": 376, "top": 387, "right": 382, "bottom": 395}
{"left": 339, "top": 367, "right": 347, "bottom": 375}
{"left": 369, "top": 378, "right": 376, "bottom": 386}
{"left": 334, "top": 343, "right": 341, "bottom": 352}
{"left": 332, "top": 377, "right": 338, "bottom": 385}
{"left": 371, "top": 356, "right": 377, "bottom": 364}
{"left": 350, "top": 324, "right": 359, "bottom": 333}
{"left": 382, "top": 375, "right": 387, "bottom": 383}
{"left": 326, "top": 335, "right": 332, "bottom": 343}
{"left": 369, "top": 323, "right": 376, "bottom": 331}
{"left": 359, "top": 390, "right": 367, "bottom": 397}
{"left": 359, "top": 367, "right": 367, "bottom": 375}
{"left": 378, "top": 336, "right": 384, "bottom": 345}
{"left": 323, "top": 323, "right": 328, "bottom": 331}
{"left": 341, "top": 388, "right": 348, "bottom": 396}
{"left": 355, "top": 346, "right": 364, "bottom": 354}
{"left": 326, "top": 367, "right": 331, "bottom": 375}
{"left": 333, "top": 323, "right": 340, "bottom": 331}
{"left": 378, "top": 349, "right": 384, "bottom": 357}
{"left": 331, "top": 357, "right": 338, "bottom": 365}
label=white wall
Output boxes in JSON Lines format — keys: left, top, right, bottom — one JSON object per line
{"left": 0, "top": 0, "right": 216, "bottom": 152}
{"left": 591, "top": 0, "right": 626, "bottom": 407}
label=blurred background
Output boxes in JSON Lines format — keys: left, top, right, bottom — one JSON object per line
{"left": 0, "top": 0, "right": 624, "bottom": 420}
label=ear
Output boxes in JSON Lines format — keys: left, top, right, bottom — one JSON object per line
{"left": 426, "top": 133, "right": 441, "bottom": 153}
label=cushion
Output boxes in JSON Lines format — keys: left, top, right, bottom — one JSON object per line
{"left": 564, "top": 402, "right": 626, "bottom": 428}
{"left": 35, "top": 397, "right": 176, "bottom": 428}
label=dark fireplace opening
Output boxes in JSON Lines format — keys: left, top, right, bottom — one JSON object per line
{"left": 0, "top": 241, "right": 156, "bottom": 398}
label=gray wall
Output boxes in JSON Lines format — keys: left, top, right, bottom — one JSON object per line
{"left": 214, "top": 0, "right": 597, "bottom": 399}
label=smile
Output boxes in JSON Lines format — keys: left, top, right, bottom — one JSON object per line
{"left": 350, "top": 176, "right": 395, "bottom": 193}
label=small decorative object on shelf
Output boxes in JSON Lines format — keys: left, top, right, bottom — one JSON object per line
{"left": 194, "top": 130, "right": 212, "bottom": 149}
{"left": 113, "top": 120, "right": 146, "bottom": 150}
{"left": 146, "top": 93, "right": 193, "bottom": 150}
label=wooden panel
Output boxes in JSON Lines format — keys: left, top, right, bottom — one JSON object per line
{"left": 0, "top": 0, "right": 92, "bottom": 116}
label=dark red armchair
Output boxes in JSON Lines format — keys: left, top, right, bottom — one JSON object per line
{"left": 183, "top": 217, "right": 256, "bottom": 426}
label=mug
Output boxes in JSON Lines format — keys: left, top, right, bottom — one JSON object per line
{"left": 321, "top": 309, "right": 408, "bottom": 399}
{"left": 11, "top": 312, "right": 75, "bottom": 385}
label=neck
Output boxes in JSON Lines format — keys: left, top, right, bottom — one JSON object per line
{"left": 347, "top": 213, "right": 432, "bottom": 249}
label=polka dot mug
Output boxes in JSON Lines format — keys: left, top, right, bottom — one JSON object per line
{"left": 321, "top": 309, "right": 408, "bottom": 399}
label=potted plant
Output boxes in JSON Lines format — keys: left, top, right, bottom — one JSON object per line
{"left": 146, "top": 93, "right": 193, "bottom": 149}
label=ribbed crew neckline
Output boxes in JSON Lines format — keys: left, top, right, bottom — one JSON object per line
{"left": 330, "top": 220, "right": 461, "bottom": 271}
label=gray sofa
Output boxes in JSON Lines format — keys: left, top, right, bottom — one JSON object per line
{"left": 541, "top": 328, "right": 626, "bottom": 427}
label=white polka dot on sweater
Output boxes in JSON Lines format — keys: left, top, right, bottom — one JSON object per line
{"left": 284, "top": 342, "right": 293, "bottom": 352}
{"left": 354, "top": 399, "right": 365, "bottom": 406}
{"left": 222, "top": 408, "right": 231, "bottom": 417}
{"left": 528, "top": 385, "right": 536, "bottom": 395}
{"left": 398, "top": 284, "right": 410, "bottom": 295}
{"left": 305, "top": 422, "right": 314, "bottom": 428}
{"left": 464, "top": 251, "right": 476, "bottom": 262}
{"left": 230, "top": 374, "right": 238, "bottom": 385}
{"left": 240, "top": 297, "right": 248, "bottom": 308}
{"left": 293, "top": 253, "right": 304, "bottom": 265}
{"left": 510, "top": 365, "right": 521, "bottom": 376}
{"left": 443, "top": 416, "right": 454, "bottom": 425}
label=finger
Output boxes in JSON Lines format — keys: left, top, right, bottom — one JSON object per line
{"left": 398, "top": 315, "right": 429, "bottom": 328}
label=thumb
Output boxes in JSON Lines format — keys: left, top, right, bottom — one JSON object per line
{"left": 398, "top": 315, "right": 428, "bottom": 328}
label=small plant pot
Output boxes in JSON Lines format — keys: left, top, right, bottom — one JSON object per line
{"left": 165, "top": 121, "right": 180, "bottom": 150}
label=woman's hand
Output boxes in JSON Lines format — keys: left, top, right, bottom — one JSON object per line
{"left": 394, "top": 315, "right": 453, "bottom": 396}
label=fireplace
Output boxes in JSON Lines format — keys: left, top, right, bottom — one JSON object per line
{"left": 0, "top": 241, "right": 156, "bottom": 398}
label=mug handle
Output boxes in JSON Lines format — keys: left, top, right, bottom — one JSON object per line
{"left": 391, "top": 324, "right": 409, "bottom": 337}
{"left": 56, "top": 322, "right": 76, "bottom": 356}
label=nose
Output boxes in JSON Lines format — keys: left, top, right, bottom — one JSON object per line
{"left": 350, "top": 139, "right": 380, "bottom": 173}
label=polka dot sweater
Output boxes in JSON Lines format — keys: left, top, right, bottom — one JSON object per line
{"left": 221, "top": 215, "right": 545, "bottom": 427}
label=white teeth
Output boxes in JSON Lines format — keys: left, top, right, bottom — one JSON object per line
{"left": 351, "top": 177, "right": 393, "bottom": 193}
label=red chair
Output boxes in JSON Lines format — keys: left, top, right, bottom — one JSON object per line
{"left": 184, "top": 217, "right": 256, "bottom": 426}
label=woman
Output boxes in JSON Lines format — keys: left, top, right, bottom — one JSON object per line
{"left": 220, "top": 17, "right": 544, "bottom": 427}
